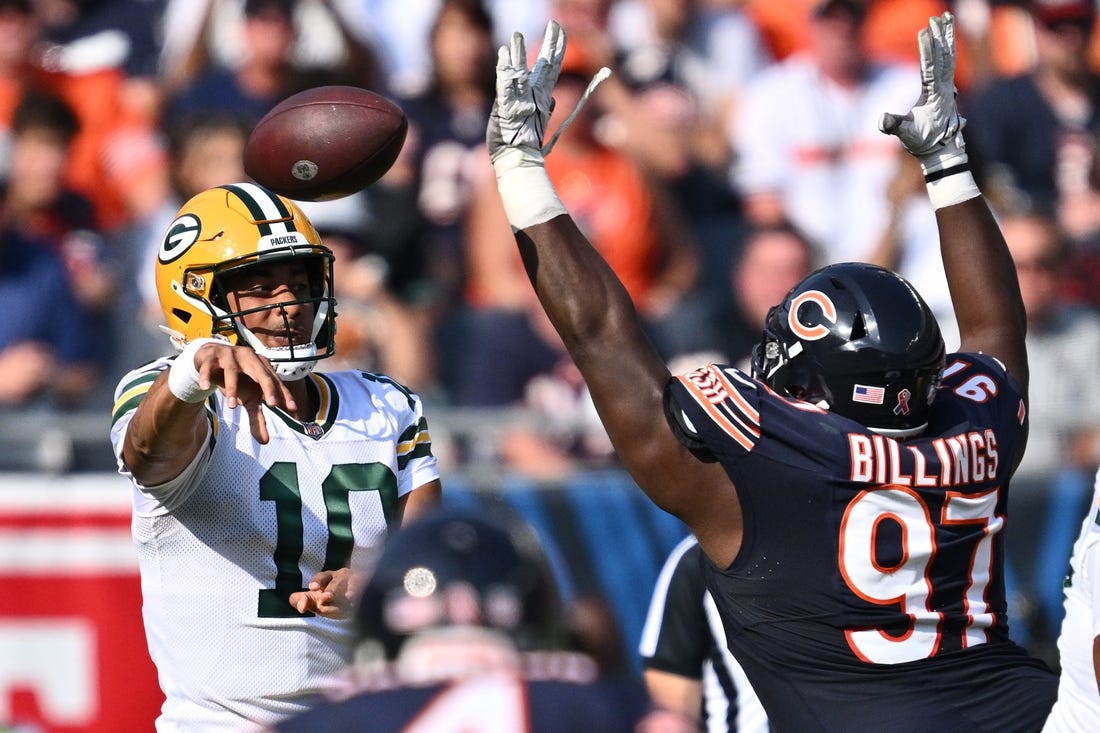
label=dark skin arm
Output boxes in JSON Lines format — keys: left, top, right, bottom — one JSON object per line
{"left": 935, "top": 197, "right": 1029, "bottom": 467}
{"left": 515, "top": 217, "right": 743, "bottom": 567}
{"left": 937, "top": 198, "right": 1028, "bottom": 386}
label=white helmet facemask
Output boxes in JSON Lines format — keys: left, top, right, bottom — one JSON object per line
{"left": 166, "top": 249, "right": 336, "bottom": 382}
{"left": 235, "top": 297, "right": 331, "bottom": 381}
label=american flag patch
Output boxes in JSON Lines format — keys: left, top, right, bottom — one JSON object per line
{"left": 852, "top": 384, "right": 885, "bottom": 405}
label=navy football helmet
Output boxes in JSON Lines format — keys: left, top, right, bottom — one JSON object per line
{"left": 356, "top": 507, "right": 563, "bottom": 660}
{"left": 750, "top": 263, "right": 946, "bottom": 436}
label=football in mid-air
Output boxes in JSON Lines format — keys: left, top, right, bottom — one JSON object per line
{"left": 244, "top": 85, "right": 408, "bottom": 202}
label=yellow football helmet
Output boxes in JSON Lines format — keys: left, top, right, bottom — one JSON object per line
{"left": 155, "top": 182, "right": 337, "bottom": 380}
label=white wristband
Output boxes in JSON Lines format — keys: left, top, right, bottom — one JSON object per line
{"left": 925, "top": 169, "right": 981, "bottom": 211}
{"left": 167, "top": 338, "right": 220, "bottom": 403}
{"left": 493, "top": 148, "right": 567, "bottom": 231}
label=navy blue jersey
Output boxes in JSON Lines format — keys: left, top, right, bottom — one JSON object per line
{"left": 665, "top": 353, "right": 1057, "bottom": 732}
{"left": 271, "top": 651, "right": 651, "bottom": 733}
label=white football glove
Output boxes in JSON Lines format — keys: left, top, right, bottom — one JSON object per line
{"left": 486, "top": 20, "right": 612, "bottom": 229}
{"left": 879, "top": 12, "right": 968, "bottom": 177}
{"left": 487, "top": 20, "right": 566, "bottom": 171}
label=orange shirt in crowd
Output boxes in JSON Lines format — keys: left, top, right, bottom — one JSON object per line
{"left": 743, "top": 0, "right": 979, "bottom": 89}
{"left": 545, "top": 145, "right": 660, "bottom": 305}
{"left": 37, "top": 66, "right": 162, "bottom": 231}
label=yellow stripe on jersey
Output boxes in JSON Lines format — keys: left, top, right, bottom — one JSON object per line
{"left": 396, "top": 418, "right": 432, "bottom": 470}
{"left": 309, "top": 373, "right": 333, "bottom": 422}
{"left": 397, "top": 429, "right": 432, "bottom": 455}
{"left": 111, "top": 370, "right": 161, "bottom": 426}
{"left": 111, "top": 365, "right": 218, "bottom": 440}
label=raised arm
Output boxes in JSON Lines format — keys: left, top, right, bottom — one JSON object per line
{"left": 487, "top": 23, "right": 742, "bottom": 566}
{"left": 879, "top": 12, "right": 1028, "bottom": 393}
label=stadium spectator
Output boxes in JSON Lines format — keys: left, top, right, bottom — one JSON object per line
{"left": 1042, "top": 466, "right": 1100, "bottom": 731}
{"left": 162, "top": 0, "right": 302, "bottom": 126}
{"left": 267, "top": 506, "right": 694, "bottom": 733}
{"left": 861, "top": 0, "right": 984, "bottom": 90}
{"left": 2, "top": 89, "right": 119, "bottom": 385}
{"left": 730, "top": 0, "right": 917, "bottom": 265}
{"left": 159, "top": 0, "right": 382, "bottom": 96}
{"left": 159, "top": 0, "right": 383, "bottom": 100}
{"left": 0, "top": 216, "right": 100, "bottom": 409}
{"left": 0, "top": 0, "right": 39, "bottom": 143}
{"left": 609, "top": 0, "right": 772, "bottom": 172}
{"left": 667, "top": 219, "right": 817, "bottom": 372}
{"left": 998, "top": 210, "right": 1100, "bottom": 651}
{"left": 29, "top": 0, "right": 164, "bottom": 230}
{"left": 395, "top": 0, "right": 499, "bottom": 392}
{"left": 534, "top": 0, "right": 733, "bottom": 317}
{"left": 109, "top": 182, "right": 442, "bottom": 730}
{"left": 615, "top": 81, "right": 744, "bottom": 318}
{"left": 967, "top": 0, "right": 1100, "bottom": 242}
{"left": 640, "top": 535, "right": 770, "bottom": 733}
{"left": 486, "top": 14, "right": 1059, "bottom": 730}
{"left": 343, "top": 0, "right": 547, "bottom": 98}
{"left": 743, "top": 0, "right": 973, "bottom": 83}
{"left": 399, "top": 0, "right": 495, "bottom": 267}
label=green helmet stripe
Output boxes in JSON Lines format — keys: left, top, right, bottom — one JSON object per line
{"left": 219, "top": 183, "right": 296, "bottom": 236}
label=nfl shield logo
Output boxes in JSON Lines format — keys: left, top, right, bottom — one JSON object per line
{"left": 304, "top": 422, "right": 323, "bottom": 439}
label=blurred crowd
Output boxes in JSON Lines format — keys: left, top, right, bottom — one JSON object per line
{"left": 0, "top": 0, "right": 1097, "bottom": 669}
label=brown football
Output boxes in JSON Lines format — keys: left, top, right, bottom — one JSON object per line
{"left": 244, "top": 85, "right": 408, "bottom": 202}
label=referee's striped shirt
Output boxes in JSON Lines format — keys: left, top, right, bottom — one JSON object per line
{"left": 639, "top": 535, "right": 771, "bottom": 733}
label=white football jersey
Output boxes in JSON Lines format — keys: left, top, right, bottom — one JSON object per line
{"left": 110, "top": 359, "right": 440, "bottom": 732}
{"left": 1043, "top": 472, "right": 1100, "bottom": 733}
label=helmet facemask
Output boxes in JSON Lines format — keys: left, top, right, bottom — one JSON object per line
{"left": 193, "top": 249, "right": 336, "bottom": 381}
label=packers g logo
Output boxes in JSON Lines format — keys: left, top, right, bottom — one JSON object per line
{"left": 159, "top": 214, "right": 202, "bottom": 264}
{"left": 788, "top": 290, "right": 837, "bottom": 341}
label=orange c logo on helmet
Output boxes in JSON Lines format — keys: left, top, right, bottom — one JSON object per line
{"left": 788, "top": 290, "right": 837, "bottom": 341}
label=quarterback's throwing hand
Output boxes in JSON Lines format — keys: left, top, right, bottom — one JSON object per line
{"left": 879, "top": 12, "right": 967, "bottom": 176}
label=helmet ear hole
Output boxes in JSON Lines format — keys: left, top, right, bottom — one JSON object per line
{"left": 172, "top": 308, "right": 192, "bottom": 325}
